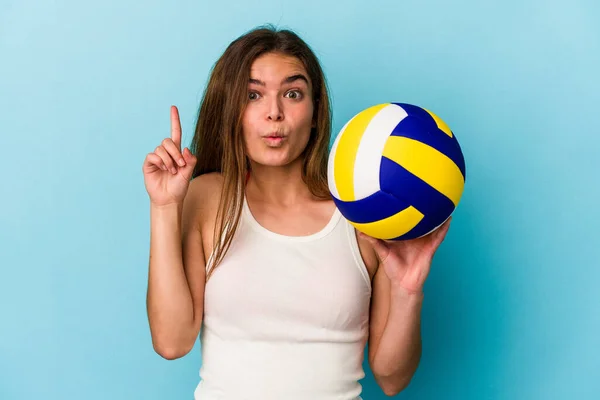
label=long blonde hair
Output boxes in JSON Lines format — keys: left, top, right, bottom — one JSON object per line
{"left": 190, "top": 25, "right": 332, "bottom": 281}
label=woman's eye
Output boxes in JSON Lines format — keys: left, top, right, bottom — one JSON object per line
{"left": 248, "top": 92, "right": 260, "bottom": 100}
{"left": 286, "top": 90, "right": 302, "bottom": 100}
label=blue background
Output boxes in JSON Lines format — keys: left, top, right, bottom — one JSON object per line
{"left": 1, "top": 0, "right": 599, "bottom": 399}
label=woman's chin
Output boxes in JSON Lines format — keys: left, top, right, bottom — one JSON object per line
{"left": 249, "top": 153, "right": 300, "bottom": 168}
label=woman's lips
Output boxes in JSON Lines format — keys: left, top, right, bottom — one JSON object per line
{"left": 262, "top": 135, "right": 285, "bottom": 145}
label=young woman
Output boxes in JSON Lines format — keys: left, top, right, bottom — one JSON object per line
{"left": 143, "top": 25, "right": 450, "bottom": 400}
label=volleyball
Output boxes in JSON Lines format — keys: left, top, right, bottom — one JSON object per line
{"left": 327, "top": 102, "right": 466, "bottom": 241}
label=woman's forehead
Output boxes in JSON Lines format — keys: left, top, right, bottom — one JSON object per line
{"left": 249, "top": 53, "right": 310, "bottom": 87}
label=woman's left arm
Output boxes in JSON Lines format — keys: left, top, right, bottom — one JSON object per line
{"left": 363, "top": 218, "right": 451, "bottom": 396}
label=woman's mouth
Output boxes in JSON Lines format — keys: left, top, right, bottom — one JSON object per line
{"left": 262, "top": 134, "right": 286, "bottom": 146}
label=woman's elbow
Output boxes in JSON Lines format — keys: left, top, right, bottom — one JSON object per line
{"left": 377, "top": 375, "right": 412, "bottom": 397}
{"left": 152, "top": 340, "right": 193, "bottom": 360}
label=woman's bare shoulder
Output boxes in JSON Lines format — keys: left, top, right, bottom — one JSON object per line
{"left": 189, "top": 172, "right": 223, "bottom": 193}
{"left": 187, "top": 172, "right": 224, "bottom": 209}
{"left": 185, "top": 172, "right": 224, "bottom": 229}
{"left": 185, "top": 173, "right": 225, "bottom": 260}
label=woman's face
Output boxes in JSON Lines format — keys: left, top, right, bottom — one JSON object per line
{"left": 242, "top": 52, "right": 315, "bottom": 168}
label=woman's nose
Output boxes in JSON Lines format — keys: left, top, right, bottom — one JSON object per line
{"left": 267, "top": 98, "right": 284, "bottom": 121}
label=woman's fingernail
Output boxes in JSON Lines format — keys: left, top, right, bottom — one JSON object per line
{"left": 178, "top": 159, "right": 185, "bottom": 166}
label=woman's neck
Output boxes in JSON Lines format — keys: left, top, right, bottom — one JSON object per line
{"left": 246, "top": 159, "right": 314, "bottom": 206}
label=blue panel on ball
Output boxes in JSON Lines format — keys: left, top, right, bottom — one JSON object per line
{"left": 379, "top": 157, "right": 455, "bottom": 238}
{"left": 389, "top": 215, "right": 448, "bottom": 240}
{"left": 393, "top": 103, "right": 439, "bottom": 130}
{"left": 333, "top": 190, "right": 412, "bottom": 224}
{"left": 391, "top": 103, "right": 466, "bottom": 180}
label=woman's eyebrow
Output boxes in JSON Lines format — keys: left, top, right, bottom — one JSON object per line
{"left": 249, "top": 74, "right": 309, "bottom": 86}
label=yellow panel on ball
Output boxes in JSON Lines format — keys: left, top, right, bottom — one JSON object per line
{"left": 424, "top": 108, "right": 453, "bottom": 138}
{"left": 382, "top": 136, "right": 465, "bottom": 206}
{"left": 349, "top": 205, "right": 424, "bottom": 240}
{"left": 332, "top": 103, "right": 389, "bottom": 201}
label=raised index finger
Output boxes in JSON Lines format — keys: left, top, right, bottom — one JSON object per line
{"left": 170, "top": 105, "right": 182, "bottom": 150}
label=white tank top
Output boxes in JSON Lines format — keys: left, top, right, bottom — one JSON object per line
{"left": 194, "top": 195, "right": 372, "bottom": 400}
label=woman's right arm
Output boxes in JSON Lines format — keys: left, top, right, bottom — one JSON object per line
{"left": 146, "top": 178, "right": 206, "bottom": 360}
{"left": 143, "top": 105, "right": 205, "bottom": 359}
